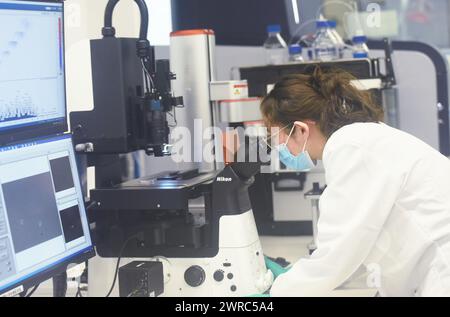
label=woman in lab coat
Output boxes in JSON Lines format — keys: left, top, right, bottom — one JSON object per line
{"left": 261, "top": 67, "right": 450, "bottom": 297}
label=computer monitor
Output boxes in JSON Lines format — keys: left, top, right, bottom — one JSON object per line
{"left": 0, "top": 0, "right": 67, "bottom": 145}
{"left": 0, "top": 134, "right": 94, "bottom": 296}
{"left": 171, "top": 0, "right": 320, "bottom": 46}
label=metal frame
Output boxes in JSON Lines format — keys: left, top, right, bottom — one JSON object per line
{"left": 368, "top": 40, "right": 450, "bottom": 156}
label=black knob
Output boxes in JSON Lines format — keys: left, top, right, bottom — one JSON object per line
{"left": 213, "top": 270, "right": 224, "bottom": 282}
{"left": 184, "top": 265, "right": 206, "bottom": 287}
{"left": 313, "top": 182, "right": 320, "bottom": 191}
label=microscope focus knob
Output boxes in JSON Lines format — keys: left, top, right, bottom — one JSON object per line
{"left": 213, "top": 270, "right": 224, "bottom": 282}
{"left": 184, "top": 265, "right": 206, "bottom": 287}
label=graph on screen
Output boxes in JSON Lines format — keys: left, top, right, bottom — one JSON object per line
{"left": 0, "top": 90, "right": 36, "bottom": 123}
{"left": 0, "top": 3, "right": 65, "bottom": 132}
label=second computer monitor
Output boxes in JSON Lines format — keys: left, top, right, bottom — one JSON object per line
{"left": 0, "top": 134, "right": 94, "bottom": 296}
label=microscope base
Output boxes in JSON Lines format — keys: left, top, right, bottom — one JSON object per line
{"left": 88, "top": 210, "right": 273, "bottom": 297}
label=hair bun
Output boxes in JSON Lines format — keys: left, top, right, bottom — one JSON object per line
{"left": 310, "top": 66, "right": 352, "bottom": 102}
{"left": 309, "top": 66, "right": 324, "bottom": 93}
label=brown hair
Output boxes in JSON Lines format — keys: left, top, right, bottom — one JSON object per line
{"left": 260, "top": 67, "right": 384, "bottom": 138}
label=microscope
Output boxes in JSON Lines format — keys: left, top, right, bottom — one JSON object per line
{"left": 70, "top": 0, "right": 272, "bottom": 297}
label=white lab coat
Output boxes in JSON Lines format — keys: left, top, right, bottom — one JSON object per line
{"left": 270, "top": 122, "right": 450, "bottom": 297}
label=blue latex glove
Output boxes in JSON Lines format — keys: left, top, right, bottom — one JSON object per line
{"left": 247, "top": 257, "right": 290, "bottom": 297}
{"left": 264, "top": 256, "right": 290, "bottom": 279}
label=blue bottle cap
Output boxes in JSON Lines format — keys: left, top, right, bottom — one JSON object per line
{"left": 353, "top": 35, "right": 368, "bottom": 43}
{"left": 353, "top": 52, "right": 369, "bottom": 58}
{"left": 316, "top": 20, "right": 329, "bottom": 28}
{"left": 267, "top": 24, "right": 282, "bottom": 33}
{"left": 289, "top": 44, "right": 302, "bottom": 55}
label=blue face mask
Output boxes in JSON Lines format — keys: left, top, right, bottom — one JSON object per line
{"left": 276, "top": 125, "right": 316, "bottom": 171}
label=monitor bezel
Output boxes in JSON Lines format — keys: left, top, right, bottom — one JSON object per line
{"left": 0, "top": 247, "right": 95, "bottom": 296}
{"left": 0, "top": 0, "right": 68, "bottom": 146}
{"left": 0, "top": 133, "right": 95, "bottom": 297}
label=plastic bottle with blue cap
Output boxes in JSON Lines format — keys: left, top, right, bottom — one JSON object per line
{"left": 328, "top": 20, "right": 345, "bottom": 59}
{"left": 288, "top": 44, "right": 304, "bottom": 63}
{"left": 263, "top": 24, "right": 288, "bottom": 65}
{"left": 352, "top": 35, "right": 369, "bottom": 58}
{"left": 312, "top": 20, "right": 338, "bottom": 61}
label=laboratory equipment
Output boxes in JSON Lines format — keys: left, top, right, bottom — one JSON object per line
{"left": 169, "top": 29, "right": 216, "bottom": 172}
{"left": 88, "top": 164, "right": 273, "bottom": 297}
{"left": 328, "top": 21, "right": 345, "bottom": 59}
{"left": 289, "top": 44, "right": 304, "bottom": 62}
{"left": 210, "top": 81, "right": 262, "bottom": 125}
{"left": 369, "top": 39, "right": 450, "bottom": 155}
{"left": 304, "top": 183, "right": 325, "bottom": 254}
{"left": 0, "top": 0, "right": 67, "bottom": 144}
{"left": 353, "top": 35, "right": 370, "bottom": 59}
{"left": 69, "top": 0, "right": 272, "bottom": 297}
{"left": 263, "top": 24, "right": 288, "bottom": 65}
{"left": 70, "top": 0, "right": 183, "bottom": 157}
{"left": 312, "top": 20, "right": 338, "bottom": 61}
{"left": 0, "top": 135, "right": 95, "bottom": 297}
{"left": 0, "top": 0, "right": 95, "bottom": 297}
{"left": 118, "top": 261, "right": 164, "bottom": 297}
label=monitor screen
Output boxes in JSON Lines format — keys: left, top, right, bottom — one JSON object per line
{"left": 0, "top": 134, "right": 94, "bottom": 295}
{"left": 171, "top": 0, "right": 321, "bottom": 46}
{"left": 0, "top": 0, "right": 67, "bottom": 144}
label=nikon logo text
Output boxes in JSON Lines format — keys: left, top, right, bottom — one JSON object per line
{"left": 217, "top": 177, "right": 232, "bottom": 182}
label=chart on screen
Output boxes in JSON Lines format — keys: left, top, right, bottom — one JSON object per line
{"left": 0, "top": 3, "right": 65, "bottom": 131}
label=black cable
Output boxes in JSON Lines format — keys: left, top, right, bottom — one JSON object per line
{"left": 105, "top": 233, "right": 141, "bottom": 297}
{"left": 25, "top": 284, "right": 40, "bottom": 297}
{"left": 103, "top": 0, "right": 149, "bottom": 40}
{"left": 85, "top": 200, "right": 97, "bottom": 210}
{"left": 142, "top": 59, "right": 151, "bottom": 94}
{"left": 103, "top": 0, "right": 120, "bottom": 29}
{"left": 144, "top": 71, "right": 150, "bottom": 94}
{"left": 141, "top": 57, "right": 154, "bottom": 91}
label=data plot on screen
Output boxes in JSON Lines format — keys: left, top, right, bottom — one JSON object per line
{"left": 0, "top": 16, "right": 59, "bottom": 81}
{"left": 0, "top": 3, "right": 65, "bottom": 132}
{"left": 0, "top": 90, "right": 37, "bottom": 123}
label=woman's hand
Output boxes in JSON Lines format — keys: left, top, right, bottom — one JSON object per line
{"left": 265, "top": 256, "right": 291, "bottom": 279}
